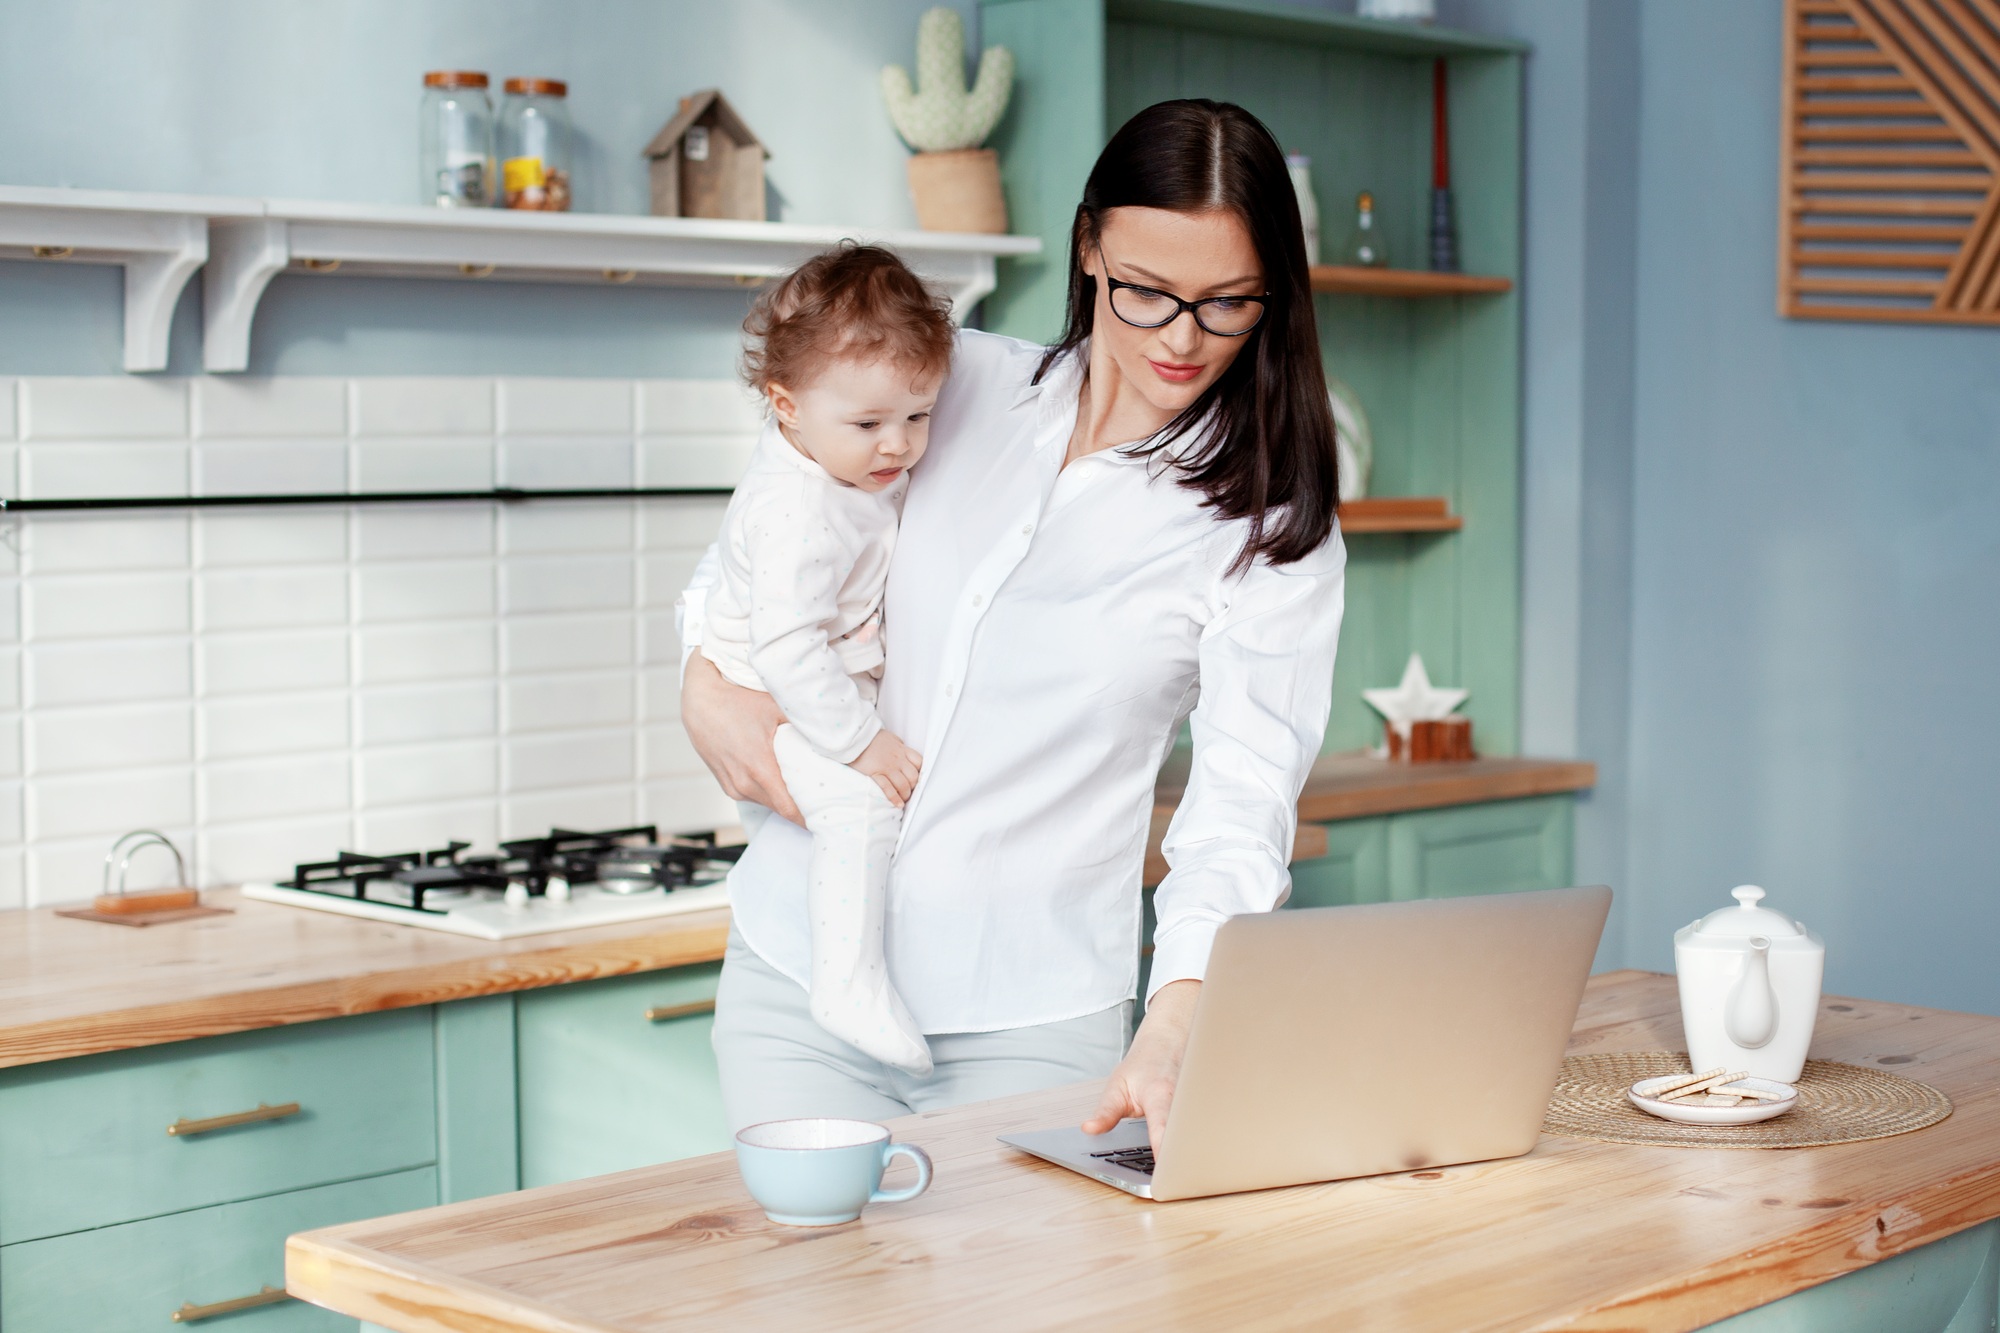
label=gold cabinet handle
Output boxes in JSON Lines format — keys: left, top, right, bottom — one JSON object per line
{"left": 644, "top": 999, "right": 717, "bottom": 1023}
{"left": 172, "top": 1285, "right": 291, "bottom": 1322}
{"left": 167, "top": 1101, "right": 302, "bottom": 1137}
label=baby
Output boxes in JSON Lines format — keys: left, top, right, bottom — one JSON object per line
{"left": 701, "top": 243, "right": 953, "bottom": 1075}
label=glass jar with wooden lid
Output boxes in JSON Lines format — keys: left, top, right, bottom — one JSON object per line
{"left": 419, "top": 71, "right": 496, "bottom": 208}
{"left": 499, "top": 77, "right": 573, "bottom": 211}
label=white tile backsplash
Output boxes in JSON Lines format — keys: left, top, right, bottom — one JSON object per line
{"left": 359, "top": 683, "right": 498, "bottom": 747}
{"left": 195, "top": 441, "right": 348, "bottom": 496}
{"left": 25, "top": 573, "right": 191, "bottom": 641}
{"left": 29, "top": 639, "right": 193, "bottom": 708}
{"left": 2, "top": 374, "right": 742, "bottom": 905}
{"left": 199, "top": 568, "right": 348, "bottom": 632}
{"left": 198, "top": 510, "right": 347, "bottom": 567}
{"left": 503, "top": 556, "right": 633, "bottom": 615}
{"left": 353, "top": 440, "right": 494, "bottom": 491}
{"left": 199, "top": 630, "right": 349, "bottom": 696}
{"left": 499, "top": 379, "right": 635, "bottom": 436}
{"left": 351, "top": 378, "right": 495, "bottom": 436}
{"left": 22, "top": 443, "right": 190, "bottom": 499}
{"left": 28, "top": 703, "right": 192, "bottom": 775}
{"left": 21, "top": 377, "right": 187, "bottom": 440}
{"left": 638, "top": 379, "right": 762, "bottom": 434}
{"left": 29, "top": 767, "right": 193, "bottom": 842}
{"left": 21, "top": 514, "right": 190, "bottom": 573}
{"left": 200, "top": 754, "right": 351, "bottom": 824}
{"left": 193, "top": 378, "right": 347, "bottom": 439}
{"left": 201, "top": 692, "right": 349, "bottom": 760}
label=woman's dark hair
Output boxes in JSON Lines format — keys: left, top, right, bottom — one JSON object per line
{"left": 1037, "top": 99, "right": 1338, "bottom": 568}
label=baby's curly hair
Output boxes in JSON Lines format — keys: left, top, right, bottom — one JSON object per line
{"left": 742, "top": 243, "right": 956, "bottom": 396}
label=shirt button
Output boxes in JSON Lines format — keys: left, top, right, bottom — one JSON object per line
{"left": 971, "top": 594, "right": 984, "bottom": 607}
{"left": 944, "top": 683, "right": 956, "bottom": 698}
{"left": 1021, "top": 524, "right": 1034, "bottom": 536}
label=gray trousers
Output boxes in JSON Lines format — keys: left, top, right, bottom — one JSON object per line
{"left": 711, "top": 927, "right": 1133, "bottom": 1131}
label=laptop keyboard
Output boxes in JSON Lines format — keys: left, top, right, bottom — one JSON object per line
{"left": 1089, "top": 1146, "right": 1156, "bottom": 1175}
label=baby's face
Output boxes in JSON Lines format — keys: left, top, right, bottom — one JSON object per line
{"left": 769, "top": 357, "right": 942, "bottom": 492}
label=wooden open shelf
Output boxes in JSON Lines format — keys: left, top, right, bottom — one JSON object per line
{"left": 1337, "top": 496, "right": 1463, "bottom": 533}
{"left": 1310, "top": 264, "right": 1513, "bottom": 297}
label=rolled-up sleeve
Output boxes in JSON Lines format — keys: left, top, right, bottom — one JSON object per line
{"left": 1148, "top": 529, "right": 1346, "bottom": 1001}
{"left": 674, "top": 543, "right": 722, "bottom": 674}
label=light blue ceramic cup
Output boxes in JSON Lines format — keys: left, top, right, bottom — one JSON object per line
{"left": 734, "top": 1118, "right": 933, "bottom": 1226}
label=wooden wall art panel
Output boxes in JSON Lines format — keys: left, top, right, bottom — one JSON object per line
{"left": 1780, "top": 0, "right": 2000, "bottom": 325}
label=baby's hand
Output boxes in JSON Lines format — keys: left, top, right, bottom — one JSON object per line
{"left": 851, "top": 730, "right": 922, "bottom": 806}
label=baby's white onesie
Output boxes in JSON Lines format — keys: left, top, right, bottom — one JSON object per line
{"left": 702, "top": 420, "right": 932, "bottom": 1075}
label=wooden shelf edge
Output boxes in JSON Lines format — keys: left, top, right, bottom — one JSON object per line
{"left": 1338, "top": 496, "right": 1464, "bottom": 534}
{"left": 1311, "top": 264, "right": 1514, "bottom": 297}
{"left": 1295, "top": 758, "right": 1600, "bottom": 824}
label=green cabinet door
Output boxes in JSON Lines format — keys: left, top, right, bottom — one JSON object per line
{"left": 0, "top": 1167, "right": 436, "bottom": 1332}
{"left": 1285, "top": 818, "right": 1391, "bottom": 909}
{"left": 516, "top": 964, "right": 729, "bottom": 1188}
{"left": 1385, "top": 796, "right": 1575, "bottom": 900}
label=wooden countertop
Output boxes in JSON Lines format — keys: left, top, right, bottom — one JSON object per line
{"left": 286, "top": 972, "right": 2000, "bottom": 1332}
{"left": 0, "top": 753, "right": 1592, "bottom": 1071}
{"left": 1157, "top": 748, "right": 1598, "bottom": 824}
{"left": 0, "top": 891, "right": 731, "bottom": 1070}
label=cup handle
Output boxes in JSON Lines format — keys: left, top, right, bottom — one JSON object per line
{"left": 869, "top": 1142, "right": 933, "bottom": 1205}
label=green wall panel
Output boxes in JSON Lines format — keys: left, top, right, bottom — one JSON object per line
{"left": 1699, "top": 1216, "right": 1998, "bottom": 1332}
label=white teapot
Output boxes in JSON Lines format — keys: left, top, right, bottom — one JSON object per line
{"left": 1673, "top": 886, "right": 1825, "bottom": 1083}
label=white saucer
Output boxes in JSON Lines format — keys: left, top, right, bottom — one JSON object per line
{"left": 1628, "top": 1075, "right": 1798, "bottom": 1125}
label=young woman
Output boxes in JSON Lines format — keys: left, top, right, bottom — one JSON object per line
{"left": 679, "top": 99, "right": 1345, "bottom": 1154}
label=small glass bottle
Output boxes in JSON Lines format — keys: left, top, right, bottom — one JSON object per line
{"left": 419, "top": 71, "right": 495, "bottom": 208}
{"left": 1286, "top": 154, "right": 1320, "bottom": 267}
{"left": 1344, "top": 191, "right": 1389, "bottom": 268}
{"left": 499, "top": 78, "right": 573, "bottom": 211}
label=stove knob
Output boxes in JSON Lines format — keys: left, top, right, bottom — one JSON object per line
{"left": 504, "top": 881, "right": 529, "bottom": 910}
{"left": 546, "top": 876, "right": 571, "bottom": 903}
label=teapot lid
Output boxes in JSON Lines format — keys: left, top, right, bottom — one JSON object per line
{"left": 1691, "top": 885, "right": 1803, "bottom": 939}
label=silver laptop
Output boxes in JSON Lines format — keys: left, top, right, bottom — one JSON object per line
{"left": 1001, "top": 885, "right": 1611, "bottom": 1201}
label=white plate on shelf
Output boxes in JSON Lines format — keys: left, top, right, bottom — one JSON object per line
{"left": 1628, "top": 1075, "right": 1799, "bottom": 1125}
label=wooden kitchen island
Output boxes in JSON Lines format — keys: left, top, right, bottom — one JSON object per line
{"left": 288, "top": 972, "right": 2000, "bottom": 1333}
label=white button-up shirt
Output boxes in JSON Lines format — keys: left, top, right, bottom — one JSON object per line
{"left": 680, "top": 329, "right": 1346, "bottom": 1034}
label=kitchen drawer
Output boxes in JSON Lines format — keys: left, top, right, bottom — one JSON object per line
{"left": 517, "top": 963, "right": 728, "bottom": 1187}
{"left": 0, "top": 1166, "right": 436, "bottom": 1332}
{"left": 0, "top": 1008, "right": 436, "bottom": 1244}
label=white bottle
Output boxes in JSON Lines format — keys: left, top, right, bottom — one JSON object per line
{"left": 1287, "top": 154, "right": 1320, "bottom": 267}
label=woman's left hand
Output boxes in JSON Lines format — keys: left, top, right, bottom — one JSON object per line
{"left": 1082, "top": 979, "right": 1201, "bottom": 1158}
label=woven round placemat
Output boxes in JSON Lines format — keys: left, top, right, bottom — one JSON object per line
{"left": 1544, "top": 1051, "right": 1952, "bottom": 1149}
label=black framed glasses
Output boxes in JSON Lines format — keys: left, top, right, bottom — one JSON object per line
{"left": 1103, "top": 274, "right": 1268, "bottom": 337}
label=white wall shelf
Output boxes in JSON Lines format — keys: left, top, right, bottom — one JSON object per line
{"left": 0, "top": 187, "right": 1041, "bottom": 373}
{"left": 0, "top": 186, "right": 260, "bottom": 372}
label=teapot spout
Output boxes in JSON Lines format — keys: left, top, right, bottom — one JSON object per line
{"left": 1724, "top": 936, "right": 1780, "bottom": 1049}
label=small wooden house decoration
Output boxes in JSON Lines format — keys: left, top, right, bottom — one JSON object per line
{"left": 644, "top": 90, "right": 769, "bottom": 221}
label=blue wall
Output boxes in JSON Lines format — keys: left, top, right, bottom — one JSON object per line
{"left": 1447, "top": 0, "right": 2000, "bottom": 1014}
{"left": 1622, "top": 0, "right": 2000, "bottom": 1014}
{"left": 0, "top": 0, "right": 975, "bottom": 377}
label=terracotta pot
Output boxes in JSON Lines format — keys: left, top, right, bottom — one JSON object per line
{"left": 907, "top": 148, "right": 1007, "bottom": 234}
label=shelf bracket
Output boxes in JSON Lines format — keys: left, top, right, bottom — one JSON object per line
{"left": 121, "top": 217, "right": 207, "bottom": 372}
{"left": 202, "top": 217, "right": 290, "bottom": 373}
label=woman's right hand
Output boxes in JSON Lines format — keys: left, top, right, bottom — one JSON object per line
{"left": 680, "top": 654, "right": 802, "bottom": 825}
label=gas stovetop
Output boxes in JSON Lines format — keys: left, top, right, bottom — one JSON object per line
{"left": 241, "top": 825, "right": 740, "bottom": 939}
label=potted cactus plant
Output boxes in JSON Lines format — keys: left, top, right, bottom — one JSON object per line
{"left": 881, "top": 7, "right": 1014, "bottom": 233}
